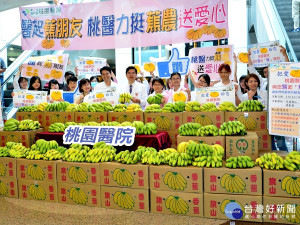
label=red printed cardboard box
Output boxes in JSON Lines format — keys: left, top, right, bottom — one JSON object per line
{"left": 144, "top": 112, "right": 182, "bottom": 131}
{"left": 177, "top": 135, "right": 226, "bottom": 149}
{"left": 99, "top": 162, "right": 148, "bottom": 189}
{"left": 150, "top": 190, "right": 203, "bottom": 217}
{"left": 17, "top": 158, "right": 56, "bottom": 182}
{"left": 108, "top": 112, "right": 143, "bottom": 123}
{"left": 56, "top": 161, "right": 100, "bottom": 185}
{"left": 74, "top": 112, "right": 107, "bottom": 123}
{"left": 204, "top": 166, "right": 262, "bottom": 195}
{"left": 225, "top": 111, "right": 268, "bottom": 131}
{"left": 18, "top": 180, "right": 57, "bottom": 202}
{"left": 43, "top": 112, "right": 75, "bottom": 130}
{"left": 0, "top": 130, "right": 38, "bottom": 148}
{"left": 57, "top": 182, "right": 100, "bottom": 207}
{"left": 167, "top": 131, "right": 179, "bottom": 149}
{"left": 256, "top": 131, "right": 272, "bottom": 151}
{"left": 149, "top": 165, "right": 203, "bottom": 193}
{"left": 0, "top": 178, "right": 18, "bottom": 198}
{"left": 182, "top": 112, "right": 224, "bottom": 129}
{"left": 101, "top": 186, "right": 149, "bottom": 212}
{"left": 204, "top": 193, "right": 262, "bottom": 222}
{"left": 16, "top": 112, "right": 44, "bottom": 127}
{"left": 263, "top": 169, "right": 300, "bottom": 198}
{"left": 263, "top": 196, "right": 300, "bottom": 224}
{"left": 0, "top": 157, "right": 17, "bottom": 179}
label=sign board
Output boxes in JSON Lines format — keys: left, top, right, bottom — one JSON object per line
{"left": 75, "top": 57, "right": 106, "bottom": 78}
{"left": 13, "top": 91, "right": 47, "bottom": 107}
{"left": 83, "top": 87, "right": 119, "bottom": 105}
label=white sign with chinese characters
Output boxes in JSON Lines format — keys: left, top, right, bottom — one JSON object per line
{"left": 75, "top": 57, "right": 107, "bottom": 78}
{"left": 13, "top": 91, "right": 47, "bottom": 107}
{"left": 83, "top": 87, "right": 119, "bottom": 105}
{"left": 268, "top": 63, "right": 300, "bottom": 137}
{"left": 249, "top": 40, "right": 285, "bottom": 68}
{"left": 195, "top": 85, "right": 235, "bottom": 107}
{"left": 63, "top": 126, "right": 136, "bottom": 146}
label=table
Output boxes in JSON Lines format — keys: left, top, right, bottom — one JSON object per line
{"left": 35, "top": 131, "right": 172, "bottom": 150}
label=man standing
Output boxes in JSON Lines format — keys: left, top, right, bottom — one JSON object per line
{"left": 94, "top": 66, "right": 117, "bottom": 91}
{"left": 0, "top": 57, "right": 7, "bottom": 85}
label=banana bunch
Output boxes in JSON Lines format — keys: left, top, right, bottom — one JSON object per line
{"left": 196, "top": 125, "right": 219, "bottom": 136}
{"left": 178, "top": 123, "right": 201, "bottom": 136}
{"left": 132, "top": 121, "right": 144, "bottom": 134}
{"left": 113, "top": 191, "right": 135, "bottom": 209}
{"left": 65, "top": 103, "right": 78, "bottom": 112}
{"left": 76, "top": 102, "right": 89, "bottom": 112}
{"left": 119, "top": 93, "right": 132, "bottom": 103}
{"left": 70, "top": 143, "right": 91, "bottom": 152}
{"left": 35, "top": 139, "right": 59, "bottom": 154}
{"left": 186, "top": 142, "right": 214, "bottom": 157}
{"left": 185, "top": 101, "right": 201, "bottom": 112}
{"left": 165, "top": 195, "right": 189, "bottom": 215}
{"left": 3, "top": 118, "right": 19, "bottom": 131}
{"left": 145, "top": 104, "right": 162, "bottom": 113}
{"left": 200, "top": 103, "right": 218, "bottom": 112}
{"left": 0, "top": 147, "right": 10, "bottom": 157}
{"left": 237, "top": 100, "right": 265, "bottom": 111}
{"left": 177, "top": 141, "right": 190, "bottom": 153}
{"left": 84, "top": 122, "right": 100, "bottom": 126}
{"left": 192, "top": 155, "right": 223, "bottom": 167}
{"left": 8, "top": 144, "right": 29, "bottom": 158}
{"left": 141, "top": 150, "right": 166, "bottom": 165}
{"left": 43, "top": 149, "right": 64, "bottom": 160}
{"left": 86, "top": 148, "right": 116, "bottom": 163}
{"left": 283, "top": 151, "right": 300, "bottom": 171}
{"left": 220, "top": 174, "right": 246, "bottom": 193}
{"left": 164, "top": 171, "right": 187, "bottom": 191}
{"left": 255, "top": 152, "right": 284, "bottom": 170}
{"left": 113, "top": 104, "right": 127, "bottom": 112}
{"left": 101, "top": 101, "right": 114, "bottom": 111}
{"left": 18, "top": 120, "right": 41, "bottom": 131}
{"left": 127, "top": 104, "right": 142, "bottom": 112}
{"left": 37, "top": 102, "right": 49, "bottom": 111}
{"left": 48, "top": 123, "right": 65, "bottom": 132}
{"left": 142, "top": 122, "right": 157, "bottom": 135}
{"left": 226, "top": 156, "right": 255, "bottom": 168}
{"left": 93, "top": 141, "right": 116, "bottom": 151}
{"left": 98, "top": 121, "right": 119, "bottom": 126}
{"left": 115, "top": 150, "right": 140, "bottom": 164}
{"left": 69, "top": 167, "right": 88, "bottom": 183}
{"left": 219, "top": 121, "right": 247, "bottom": 136}
{"left": 281, "top": 176, "right": 300, "bottom": 196}
{"left": 135, "top": 146, "right": 157, "bottom": 157}
{"left": 121, "top": 122, "right": 132, "bottom": 127}
{"left": 0, "top": 181, "right": 8, "bottom": 196}
{"left": 147, "top": 94, "right": 164, "bottom": 104}
{"left": 18, "top": 105, "right": 38, "bottom": 112}
{"left": 65, "top": 122, "right": 77, "bottom": 128}
{"left": 69, "top": 187, "right": 88, "bottom": 205}
{"left": 281, "top": 203, "right": 300, "bottom": 224}
{"left": 63, "top": 148, "right": 87, "bottom": 162}
{"left": 45, "top": 102, "right": 70, "bottom": 111}
{"left": 218, "top": 102, "right": 237, "bottom": 112}
{"left": 29, "top": 184, "right": 46, "bottom": 200}
{"left": 162, "top": 101, "right": 185, "bottom": 112}
{"left": 90, "top": 103, "right": 106, "bottom": 112}
{"left": 165, "top": 152, "right": 193, "bottom": 167}
{"left": 26, "top": 150, "right": 44, "bottom": 160}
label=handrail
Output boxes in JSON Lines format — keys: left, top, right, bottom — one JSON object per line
{"left": 0, "top": 32, "right": 21, "bottom": 54}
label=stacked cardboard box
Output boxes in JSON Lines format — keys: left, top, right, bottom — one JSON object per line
{"left": 74, "top": 112, "right": 107, "bottom": 123}
{"left": 0, "top": 157, "right": 18, "bottom": 198}
{"left": 149, "top": 165, "right": 203, "bottom": 217}
{"left": 182, "top": 112, "right": 225, "bottom": 129}
{"left": 203, "top": 167, "right": 263, "bottom": 222}
{"left": 99, "top": 162, "right": 149, "bottom": 212}
{"left": 108, "top": 112, "right": 143, "bottom": 123}
{"left": 16, "top": 112, "right": 44, "bottom": 127}
{"left": 43, "top": 112, "right": 75, "bottom": 131}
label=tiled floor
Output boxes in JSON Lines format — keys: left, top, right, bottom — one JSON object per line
{"left": 0, "top": 197, "right": 226, "bottom": 225}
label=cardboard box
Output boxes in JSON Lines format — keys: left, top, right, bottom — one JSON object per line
{"left": 17, "top": 158, "right": 56, "bottom": 182}
{"left": 57, "top": 161, "right": 100, "bottom": 185}
{"left": 263, "top": 169, "right": 300, "bottom": 198}
{"left": 226, "top": 132, "right": 258, "bottom": 160}
{"left": 18, "top": 180, "right": 57, "bottom": 202}
{"left": 0, "top": 157, "right": 17, "bottom": 179}
{"left": 225, "top": 111, "right": 268, "bottom": 131}
{"left": 182, "top": 112, "right": 224, "bottom": 129}
{"left": 150, "top": 190, "right": 203, "bottom": 217}
{"left": 0, "top": 178, "right": 18, "bottom": 198}
{"left": 204, "top": 193, "right": 262, "bottom": 222}
{"left": 101, "top": 186, "right": 149, "bottom": 212}
{"left": 167, "top": 131, "right": 179, "bottom": 149}
{"left": 43, "top": 112, "right": 75, "bottom": 130}
{"left": 16, "top": 112, "right": 44, "bottom": 127}
{"left": 0, "top": 130, "right": 40, "bottom": 148}
{"left": 108, "top": 112, "right": 143, "bottom": 123}
{"left": 204, "top": 167, "right": 262, "bottom": 195}
{"left": 74, "top": 112, "right": 107, "bottom": 123}
{"left": 177, "top": 135, "right": 225, "bottom": 149}
{"left": 149, "top": 165, "right": 203, "bottom": 193}
{"left": 99, "top": 162, "right": 148, "bottom": 189}
{"left": 256, "top": 131, "right": 272, "bottom": 151}
{"left": 144, "top": 112, "right": 182, "bottom": 131}
{"left": 57, "top": 182, "right": 101, "bottom": 207}
{"left": 263, "top": 196, "right": 300, "bottom": 224}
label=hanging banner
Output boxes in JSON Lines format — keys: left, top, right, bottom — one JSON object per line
{"left": 75, "top": 57, "right": 107, "bottom": 78}
{"left": 13, "top": 91, "right": 48, "bottom": 107}
{"left": 19, "top": 0, "right": 229, "bottom": 50}
{"left": 21, "top": 54, "right": 69, "bottom": 83}
{"left": 189, "top": 45, "right": 233, "bottom": 81}
{"left": 195, "top": 85, "right": 235, "bottom": 107}
{"left": 83, "top": 87, "right": 119, "bottom": 105}
{"left": 268, "top": 63, "right": 300, "bottom": 137}
{"left": 249, "top": 40, "right": 285, "bottom": 68}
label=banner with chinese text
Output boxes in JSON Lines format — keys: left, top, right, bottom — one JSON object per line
{"left": 268, "top": 63, "right": 300, "bottom": 137}
{"left": 83, "top": 87, "right": 119, "bottom": 105}
{"left": 189, "top": 45, "right": 233, "bottom": 81}
{"left": 75, "top": 57, "right": 107, "bottom": 78}
{"left": 13, "top": 91, "right": 48, "bottom": 107}
{"left": 195, "top": 85, "right": 235, "bottom": 107}
{"left": 249, "top": 41, "right": 285, "bottom": 68}
{"left": 21, "top": 54, "right": 69, "bottom": 83}
{"left": 20, "top": 0, "right": 229, "bottom": 50}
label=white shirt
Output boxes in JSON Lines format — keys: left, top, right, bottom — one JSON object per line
{"left": 248, "top": 65, "right": 268, "bottom": 90}
{"left": 120, "top": 81, "right": 147, "bottom": 109}
{"left": 214, "top": 80, "right": 243, "bottom": 100}
{"left": 241, "top": 89, "right": 268, "bottom": 110}
{"left": 94, "top": 81, "right": 117, "bottom": 92}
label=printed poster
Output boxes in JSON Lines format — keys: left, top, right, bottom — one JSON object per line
{"left": 75, "top": 57, "right": 107, "bottom": 78}
{"left": 13, "top": 91, "right": 48, "bottom": 107}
